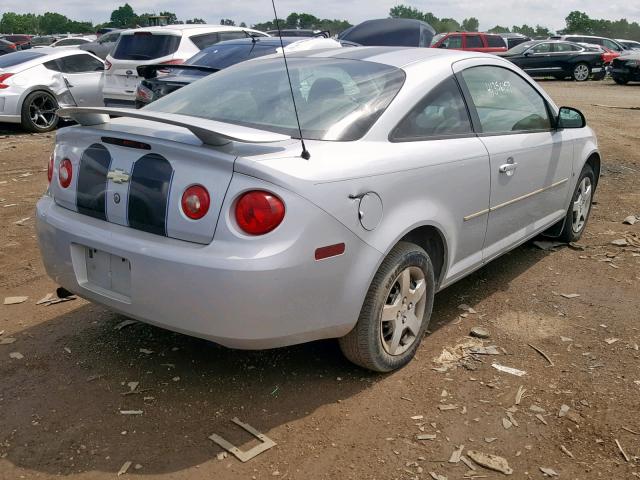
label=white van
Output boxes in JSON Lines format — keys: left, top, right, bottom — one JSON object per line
{"left": 103, "top": 25, "right": 268, "bottom": 107}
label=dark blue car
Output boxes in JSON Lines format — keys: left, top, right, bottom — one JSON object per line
{"left": 135, "top": 36, "right": 342, "bottom": 108}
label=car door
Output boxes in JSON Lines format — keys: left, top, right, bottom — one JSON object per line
{"left": 455, "top": 60, "right": 573, "bottom": 260}
{"left": 464, "top": 34, "right": 484, "bottom": 52}
{"left": 389, "top": 76, "right": 490, "bottom": 281}
{"left": 520, "top": 42, "right": 555, "bottom": 73}
{"left": 552, "top": 42, "right": 582, "bottom": 74}
{"left": 57, "top": 54, "right": 105, "bottom": 106}
{"left": 440, "top": 34, "right": 463, "bottom": 50}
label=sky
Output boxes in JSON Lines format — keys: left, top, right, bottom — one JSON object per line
{"left": 1, "top": 0, "right": 639, "bottom": 31}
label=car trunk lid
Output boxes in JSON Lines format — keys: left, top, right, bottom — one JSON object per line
{"left": 51, "top": 108, "right": 290, "bottom": 244}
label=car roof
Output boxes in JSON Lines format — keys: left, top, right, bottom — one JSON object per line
{"left": 287, "top": 45, "right": 485, "bottom": 68}
{"left": 202, "top": 36, "right": 329, "bottom": 48}
{"left": 119, "top": 25, "right": 266, "bottom": 36}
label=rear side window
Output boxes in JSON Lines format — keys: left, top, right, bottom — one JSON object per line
{"left": 391, "top": 77, "right": 472, "bottom": 141}
{"left": 58, "top": 54, "right": 103, "bottom": 73}
{"left": 466, "top": 35, "right": 483, "bottom": 48}
{"left": 112, "top": 33, "right": 180, "bottom": 60}
{"left": 0, "top": 51, "right": 45, "bottom": 68}
{"left": 461, "top": 66, "right": 551, "bottom": 134}
{"left": 486, "top": 35, "right": 506, "bottom": 48}
{"left": 442, "top": 35, "right": 463, "bottom": 49}
{"left": 555, "top": 43, "right": 579, "bottom": 52}
{"left": 190, "top": 33, "right": 219, "bottom": 50}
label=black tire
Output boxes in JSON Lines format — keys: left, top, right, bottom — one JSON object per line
{"left": 558, "top": 164, "right": 595, "bottom": 243}
{"left": 20, "top": 91, "right": 59, "bottom": 133}
{"left": 572, "top": 62, "right": 590, "bottom": 82}
{"left": 613, "top": 76, "right": 629, "bottom": 85}
{"left": 339, "top": 241, "right": 436, "bottom": 372}
{"left": 592, "top": 72, "right": 606, "bottom": 81}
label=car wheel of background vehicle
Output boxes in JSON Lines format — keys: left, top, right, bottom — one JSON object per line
{"left": 592, "top": 72, "right": 606, "bottom": 81}
{"left": 339, "top": 241, "right": 435, "bottom": 372}
{"left": 558, "top": 164, "right": 595, "bottom": 243}
{"left": 572, "top": 63, "right": 590, "bottom": 82}
{"left": 613, "top": 76, "right": 629, "bottom": 85}
{"left": 20, "top": 91, "right": 59, "bottom": 133}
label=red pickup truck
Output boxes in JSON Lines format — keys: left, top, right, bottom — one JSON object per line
{"left": 430, "top": 32, "right": 507, "bottom": 53}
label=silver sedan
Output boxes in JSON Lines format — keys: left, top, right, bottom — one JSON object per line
{"left": 0, "top": 48, "right": 104, "bottom": 132}
{"left": 36, "top": 47, "right": 599, "bottom": 371}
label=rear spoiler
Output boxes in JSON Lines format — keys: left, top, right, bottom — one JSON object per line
{"left": 137, "top": 64, "right": 219, "bottom": 80}
{"left": 58, "top": 107, "right": 291, "bottom": 146}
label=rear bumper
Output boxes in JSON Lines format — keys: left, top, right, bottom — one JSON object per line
{"left": 611, "top": 67, "right": 640, "bottom": 79}
{"left": 36, "top": 195, "right": 381, "bottom": 349}
{"left": 104, "top": 98, "right": 136, "bottom": 108}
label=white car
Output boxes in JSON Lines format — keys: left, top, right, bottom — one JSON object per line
{"left": 103, "top": 25, "right": 269, "bottom": 107}
{"left": 39, "top": 37, "right": 93, "bottom": 49}
{"left": 0, "top": 48, "right": 104, "bottom": 132}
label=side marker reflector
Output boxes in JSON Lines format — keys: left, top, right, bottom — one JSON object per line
{"left": 315, "top": 243, "right": 346, "bottom": 261}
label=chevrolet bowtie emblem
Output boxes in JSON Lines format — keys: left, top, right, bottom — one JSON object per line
{"left": 107, "top": 169, "right": 130, "bottom": 184}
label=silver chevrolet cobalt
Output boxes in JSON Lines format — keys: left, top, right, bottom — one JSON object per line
{"left": 36, "top": 47, "right": 599, "bottom": 371}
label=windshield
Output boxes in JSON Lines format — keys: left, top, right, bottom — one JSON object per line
{"left": 430, "top": 34, "right": 445, "bottom": 46}
{"left": 0, "top": 51, "right": 45, "bottom": 68}
{"left": 186, "top": 43, "right": 279, "bottom": 69}
{"left": 112, "top": 33, "right": 181, "bottom": 60}
{"left": 506, "top": 41, "right": 536, "bottom": 55}
{"left": 146, "top": 57, "right": 405, "bottom": 141}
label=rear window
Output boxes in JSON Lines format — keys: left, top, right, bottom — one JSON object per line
{"left": 0, "top": 51, "right": 45, "bottom": 68}
{"left": 486, "top": 35, "right": 506, "bottom": 48}
{"left": 146, "top": 57, "right": 406, "bottom": 142}
{"left": 466, "top": 35, "right": 483, "bottom": 48}
{"left": 187, "top": 43, "right": 278, "bottom": 69}
{"left": 112, "top": 33, "right": 181, "bottom": 60}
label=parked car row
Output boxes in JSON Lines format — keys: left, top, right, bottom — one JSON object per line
{"left": 1, "top": 20, "right": 639, "bottom": 134}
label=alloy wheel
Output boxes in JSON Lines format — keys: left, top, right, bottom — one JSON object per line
{"left": 572, "top": 177, "right": 592, "bottom": 233}
{"left": 573, "top": 64, "right": 590, "bottom": 81}
{"left": 28, "top": 93, "right": 57, "bottom": 129}
{"left": 380, "top": 266, "right": 427, "bottom": 356}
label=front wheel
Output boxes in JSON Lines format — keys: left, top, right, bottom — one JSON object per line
{"left": 20, "top": 91, "right": 59, "bottom": 133}
{"left": 613, "top": 76, "right": 629, "bottom": 85}
{"left": 558, "top": 164, "right": 595, "bottom": 242}
{"left": 572, "top": 63, "right": 590, "bottom": 82}
{"left": 339, "top": 242, "right": 435, "bottom": 372}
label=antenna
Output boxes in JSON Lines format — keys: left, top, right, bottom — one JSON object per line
{"left": 271, "top": 0, "right": 311, "bottom": 160}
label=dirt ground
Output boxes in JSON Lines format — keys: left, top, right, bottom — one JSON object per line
{"left": 1, "top": 79, "right": 639, "bottom": 480}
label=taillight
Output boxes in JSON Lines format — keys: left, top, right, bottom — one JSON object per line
{"left": 9, "top": 43, "right": 16, "bottom": 50}
{"left": 104, "top": 59, "right": 112, "bottom": 70}
{"left": 235, "top": 190, "right": 285, "bottom": 235}
{"left": 47, "top": 154, "right": 54, "bottom": 183}
{"left": 0, "top": 73, "right": 14, "bottom": 89}
{"left": 58, "top": 158, "right": 72, "bottom": 188}
{"left": 135, "top": 83, "right": 154, "bottom": 103}
{"left": 181, "top": 185, "right": 210, "bottom": 220}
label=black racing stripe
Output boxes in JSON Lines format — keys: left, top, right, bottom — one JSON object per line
{"left": 127, "top": 153, "right": 173, "bottom": 236}
{"left": 76, "top": 143, "right": 111, "bottom": 221}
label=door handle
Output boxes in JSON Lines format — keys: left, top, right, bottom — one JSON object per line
{"left": 499, "top": 157, "right": 518, "bottom": 176}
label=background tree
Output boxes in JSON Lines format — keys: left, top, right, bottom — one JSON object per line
{"left": 186, "top": 18, "right": 207, "bottom": 24}
{"left": 461, "top": 17, "right": 479, "bottom": 32}
{"left": 220, "top": 19, "right": 236, "bottom": 26}
{"left": 110, "top": 3, "right": 137, "bottom": 28}
{"left": 488, "top": 25, "right": 510, "bottom": 33}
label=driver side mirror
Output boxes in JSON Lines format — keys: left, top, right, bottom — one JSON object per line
{"left": 557, "top": 106, "right": 586, "bottom": 129}
{"left": 524, "top": 51, "right": 533, "bottom": 56}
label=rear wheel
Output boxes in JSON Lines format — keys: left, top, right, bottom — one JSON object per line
{"left": 339, "top": 242, "right": 435, "bottom": 372}
{"left": 572, "top": 62, "right": 590, "bottom": 82}
{"left": 20, "top": 91, "right": 59, "bottom": 133}
{"left": 613, "top": 76, "right": 629, "bottom": 85}
{"left": 558, "top": 164, "right": 595, "bottom": 242}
